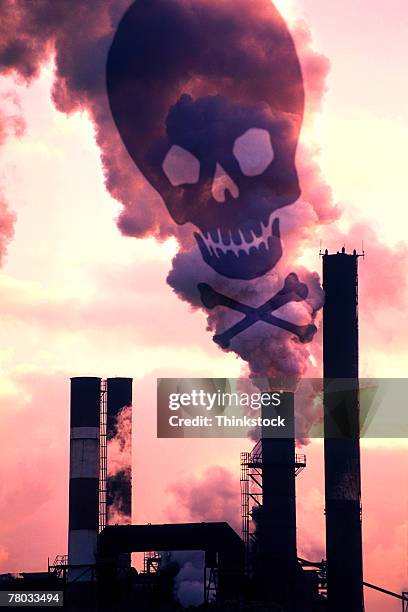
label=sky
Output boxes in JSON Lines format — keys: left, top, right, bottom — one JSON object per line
{"left": 0, "top": 2, "right": 407, "bottom": 611}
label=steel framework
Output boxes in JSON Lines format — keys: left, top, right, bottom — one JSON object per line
{"left": 47, "top": 555, "right": 96, "bottom": 584}
{"left": 48, "top": 555, "right": 68, "bottom": 580}
{"left": 298, "top": 557, "right": 327, "bottom": 599}
{"left": 143, "top": 551, "right": 163, "bottom": 574}
{"left": 240, "top": 439, "right": 306, "bottom": 572}
{"left": 204, "top": 565, "right": 218, "bottom": 604}
{"left": 141, "top": 550, "right": 218, "bottom": 604}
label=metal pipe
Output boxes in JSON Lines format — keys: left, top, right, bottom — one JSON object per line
{"left": 363, "top": 582, "right": 406, "bottom": 601}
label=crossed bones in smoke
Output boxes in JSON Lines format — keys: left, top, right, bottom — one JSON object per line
{"left": 198, "top": 273, "right": 317, "bottom": 349}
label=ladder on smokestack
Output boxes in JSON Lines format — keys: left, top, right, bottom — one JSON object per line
{"left": 98, "top": 380, "right": 107, "bottom": 532}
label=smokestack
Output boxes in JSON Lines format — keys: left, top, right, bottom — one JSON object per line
{"left": 254, "top": 391, "right": 297, "bottom": 605}
{"left": 106, "top": 377, "right": 132, "bottom": 525}
{"left": 323, "top": 250, "right": 364, "bottom": 611}
{"left": 68, "top": 377, "right": 101, "bottom": 581}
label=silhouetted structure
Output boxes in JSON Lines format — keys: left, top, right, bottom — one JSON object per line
{"left": 253, "top": 392, "right": 297, "bottom": 606}
{"left": 4, "top": 250, "right": 406, "bottom": 611}
{"left": 68, "top": 377, "right": 133, "bottom": 582}
{"left": 98, "top": 522, "right": 244, "bottom": 607}
{"left": 68, "top": 377, "right": 101, "bottom": 583}
{"left": 322, "top": 250, "right": 364, "bottom": 612}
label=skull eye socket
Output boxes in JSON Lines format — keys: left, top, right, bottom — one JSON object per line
{"left": 233, "top": 128, "right": 274, "bottom": 177}
{"left": 162, "top": 145, "right": 200, "bottom": 187}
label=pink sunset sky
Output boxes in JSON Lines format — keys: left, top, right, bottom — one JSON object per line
{"left": 0, "top": 2, "right": 407, "bottom": 611}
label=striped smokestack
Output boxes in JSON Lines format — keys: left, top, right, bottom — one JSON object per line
{"left": 68, "top": 377, "right": 101, "bottom": 581}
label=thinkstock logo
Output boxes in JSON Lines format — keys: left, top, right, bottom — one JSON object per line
{"left": 157, "top": 378, "right": 295, "bottom": 439}
{"left": 157, "top": 378, "right": 408, "bottom": 439}
{"left": 168, "top": 389, "right": 285, "bottom": 429}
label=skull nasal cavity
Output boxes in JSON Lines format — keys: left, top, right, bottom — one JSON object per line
{"left": 212, "top": 163, "right": 239, "bottom": 203}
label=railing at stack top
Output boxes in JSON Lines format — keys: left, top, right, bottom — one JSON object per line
{"left": 99, "top": 380, "right": 107, "bottom": 533}
{"left": 48, "top": 555, "right": 97, "bottom": 584}
{"left": 240, "top": 439, "right": 307, "bottom": 570}
{"left": 298, "top": 558, "right": 327, "bottom": 599}
{"left": 143, "top": 551, "right": 163, "bottom": 574}
{"left": 48, "top": 555, "right": 68, "bottom": 580}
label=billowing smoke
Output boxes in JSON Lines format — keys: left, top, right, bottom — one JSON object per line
{"left": 0, "top": 0, "right": 328, "bottom": 374}
{"left": 107, "top": 405, "right": 132, "bottom": 476}
{"left": 105, "top": 0, "right": 332, "bottom": 378}
{"left": 0, "top": 92, "right": 21, "bottom": 265}
{"left": 0, "top": 0, "right": 332, "bottom": 380}
{"left": 107, "top": 404, "right": 132, "bottom": 525}
{"left": 166, "top": 466, "right": 241, "bottom": 534}
{"left": 168, "top": 252, "right": 324, "bottom": 378}
{"left": 165, "top": 467, "right": 240, "bottom": 607}
{"left": 0, "top": 194, "right": 15, "bottom": 265}
{"left": 168, "top": 551, "right": 204, "bottom": 608}
{"left": 1, "top": 0, "right": 408, "bottom": 382}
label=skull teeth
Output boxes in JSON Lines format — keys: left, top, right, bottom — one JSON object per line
{"left": 199, "top": 214, "right": 279, "bottom": 258}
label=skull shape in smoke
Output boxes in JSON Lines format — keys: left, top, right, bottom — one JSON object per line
{"left": 107, "top": 0, "right": 304, "bottom": 280}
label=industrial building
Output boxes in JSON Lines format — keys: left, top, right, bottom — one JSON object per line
{"left": 1, "top": 252, "right": 407, "bottom": 611}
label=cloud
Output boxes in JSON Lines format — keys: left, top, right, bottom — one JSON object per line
{"left": 0, "top": 260, "right": 211, "bottom": 350}
{"left": 166, "top": 465, "right": 241, "bottom": 534}
{"left": 0, "top": 194, "right": 15, "bottom": 265}
{"left": 0, "top": 92, "right": 22, "bottom": 265}
{"left": 0, "top": 370, "right": 68, "bottom": 573}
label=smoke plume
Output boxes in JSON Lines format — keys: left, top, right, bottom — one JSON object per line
{"left": 165, "top": 466, "right": 240, "bottom": 607}
{"left": 0, "top": 92, "right": 22, "bottom": 265}
{"left": 107, "top": 405, "right": 132, "bottom": 477}
{"left": 1, "top": 0, "right": 408, "bottom": 383}
{"left": 168, "top": 551, "right": 205, "bottom": 608}
{"left": 0, "top": 0, "right": 332, "bottom": 380}
{"left": 104, "top": 0, "right": 333, "bottom": 377}
{"left": 0, "top": 194, "right": 15, "bottom": 266}
{"left": 166, "top": 466, "right": 241, "bottom": 534}
{"left": 107, "top": 404, "right": 132, "bottom": 525}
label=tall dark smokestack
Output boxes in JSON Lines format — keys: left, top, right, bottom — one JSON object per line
{"left": 68, "top": 377, "right": 101, "bottom": 581}
{"left": 106, "top": 377, "right": 132, "bottom": 526}
{"left": 323, "top": 250, "right": 364, "bottom": 611}
{"left": 253, "top": 391, "right": 297, "bottom": 606}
